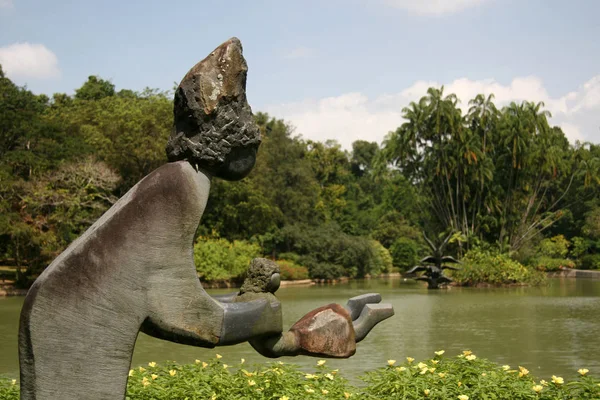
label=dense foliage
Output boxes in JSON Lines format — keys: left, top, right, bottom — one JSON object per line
{"left": 193, "top": 237, "right": 262, "bottom": 282}
{"left": 1, "top": 353, "right": 598, "bottom": 399}
{"left": 2, "top": 65, "right": 600, "bottom": 286}
{"left": 452, "top": 248, "right": 546, "bottom": 286}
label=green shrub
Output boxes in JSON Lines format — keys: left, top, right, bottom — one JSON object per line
{"left": 0, "top": 378, "right": 18, "bottom": 400}
{"left": 277, "top": 252, "right": 301, "bottom": 263}
{"left": 276, "top": 223, "right": 381, "bottom": 278}
{"left": 570, "top": 236, "right": 590, "bottom": 259}
{"left": 276, "top": 260, "right": 310, "bottom": 280}
{"left": 453, "top": 248, "right": 546, "bottom": 286}
{"left": 300, "top": 258, "right": 346, "bottom": 280}
{"left": 371, "top": 240, "right": 394, "bottom": 274}
{"left": 193, "top": 237, "right": 261, "bottom": 282}
{"left": 538, "top": 235, "right": 570, "bottom": 258}
{"left": 389, "top": 237, "right": 419, "bottom": 272}
{"left": 362, "top": 351, "right": 600, "bottom": 400}
{"left": 529, "top": 256, "right": 575, "bottom": 271}
{"left": 3, "top": 353, "right": 598, "bottom": 399}
{"left": 579, "top": 254, "right": 600, "bottom": 270}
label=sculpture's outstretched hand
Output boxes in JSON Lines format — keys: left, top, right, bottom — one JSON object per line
{"left": 344, "top": 293, "right": 394, "bottom": 342}
{"left": 248, "top": 293, "right": 393, "bottom": 358}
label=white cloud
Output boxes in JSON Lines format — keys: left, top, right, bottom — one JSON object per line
{"left": 0, "top": 0, "right": 13, "bottom": 9}
{"left": 283, "top": 46, "right": 316, "bottom": 60}
{"left": 383, "top": 0, "right": 491, "bottom": 16}
{"left": 0, "top": 43, "right": 60, "bottom": 80}
{"left": 264, "top": 75, "right": 600, "bottom": 148}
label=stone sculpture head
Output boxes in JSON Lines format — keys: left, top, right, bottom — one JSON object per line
{"left": 239, "top": 258, "right": 281, "bottom": 295}
{"left": 166, "top": 37, "right": 261, "bottom": 180}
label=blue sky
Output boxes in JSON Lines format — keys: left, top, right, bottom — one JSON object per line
{"left": 1, "top": 0, "right": 599, "bottom": 148}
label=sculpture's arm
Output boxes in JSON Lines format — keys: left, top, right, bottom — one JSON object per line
{"left": 248, "top": 294, "right": 394, "bottom": 358}
{"left": 141, "top": 295, "right": 283, "bottom": 347}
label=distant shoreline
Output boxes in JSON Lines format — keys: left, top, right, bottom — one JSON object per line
{"left": 2, "top": 270, "right": 599, "bottom": 297}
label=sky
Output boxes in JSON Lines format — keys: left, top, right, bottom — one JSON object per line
{"left": 1, "top": 0, "right": 599, "bottom": 149}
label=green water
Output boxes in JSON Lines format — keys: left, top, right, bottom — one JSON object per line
{"left": 1, "top": 278, "right": 599, "bottom": 382}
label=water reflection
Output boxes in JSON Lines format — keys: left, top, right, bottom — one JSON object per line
{"left": 0, "top": 278, "right": 598, "bottom": 382}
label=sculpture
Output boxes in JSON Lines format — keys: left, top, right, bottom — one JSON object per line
{"left": 18, "top": 38, "right": 393, "bottom": 400}
{"left": 406, "top": 232, "right": 460, "bottom": 289}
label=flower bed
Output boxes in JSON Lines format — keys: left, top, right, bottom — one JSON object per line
{"left": 1, "top": 352, "right": 598, "bottom": 399}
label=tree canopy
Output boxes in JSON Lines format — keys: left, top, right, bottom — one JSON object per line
{"left": 2, "top": 66, "right": 599, "bottom": 286}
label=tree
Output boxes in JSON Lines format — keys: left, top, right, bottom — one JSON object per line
{"left": 74, "top": 76, "right": 115, "bottom": 101}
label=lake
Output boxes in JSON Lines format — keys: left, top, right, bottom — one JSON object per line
{"left": 1, "top": 277, "right": 599, "bottom": 382}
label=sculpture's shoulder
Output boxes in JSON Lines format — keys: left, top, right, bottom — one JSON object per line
{"left": 134, "top": 161, "right": 207, "bottom": 207}
{"left": 29, "top": 161, "right": 208, "bottom": 285}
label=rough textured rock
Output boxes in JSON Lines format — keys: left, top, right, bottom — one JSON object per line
{"left": 289, "top": 304, "right": 356, "bottom": 358}
{"left": 166, "top": 37, "right": 261, "bottom": 181}
{"left": 239, "top": 258, "right": 281, "bottom": 295}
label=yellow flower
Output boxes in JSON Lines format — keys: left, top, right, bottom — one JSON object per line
{"left": 11, "top": 379, "right": 16, "bottom": 385}
{"left": 280, "top": 397, "right": 289, "bottom": 400}
{"left": 278, "top": 361, "right": 284, "bottom": 365}
{"left": 128, "top": 369, "right": 134, "bottom": 377}
{"left": 578, "top": 368, "right": 589, "bottom": 376}
{"left": 317, "top": 359, "right": 326, "bottom": 366}
{"left": 431, "top": 360, "right": 439, "bottom": 365}
{"left": 396, "top": 367, "right": 406, "bottom": 372}
{"left": 462, "top": 350, "right": 472, "bottom": 356}
{"left": 502, "top": 365, "right": 511, "bottom": 371}
{"left": 540, "top": 380, "right": 548, "bottom": 386}
{"left": 223, "top": 363, "right": 230, "bottom": 369}
{"left": 420, "top": 368, "right": 428, "bottom": 375}
{"left": 240, "top": 358, "right": 245, "bottom": 364}
{"left": 428, "top": 368, "right": 436, "bottom": 373}
{"left": 424, "top": 389, "right": 430, "bottom": 396}
{"left": 151, "top": 374, "right": 158, "bottom": 380}
{"left": 551, "top": 375, "right": 564, "bottom": 385}
{"left": 435, "top": 350, "right": 445, "bottom": 356}
{"left": 332, "top": 369, "right": 339, "bottom": 375}
{"left": 532, "top": 385, "right": 543, "bottom": 393}
{"left": 407, "top": 357, "right": 415, "bottom": 363}
{"left": 148, "top": 362, "right": 156, "bottom": 368}
{"left": 202, "top": 362, "right": 208, "bottom": 369}
{"left": 305, "top": 373, "right": 318, "bottom": 379}
{"left": 215, "top": 354, "right": 222, "bottom": 359}
{"left": 387, "top": 359, "right": 396, "bottom": 366}
{"left": 242, "top": 369, "right": 255, "bottom": 377}
{"left": 457, "top": 381, "right": 462, "bottom": 387}
{"left": 139, "top": 367, "right": 146, "bottom": 373}
{"left": 518, "top": 366, "right": 529, "bottom": 377}
{"left": 458, "top": 396, "right": 469, "bottom": 400}
{"left": 142, "top": 380, "right": 150, "bottom": 387}
{"left": 438, "top": 372, "right": 446, "bottom": 378}
{"left": 465, "top": 355, "right": 477, "bottom": 361}
{"left": 169, "top": 370, "right": 177, "bottom": 376}
{"left": 305, "top": 387, "right": 315, "bottom": 393}
{"left": 322, "top": 389, "right": 329, "bottom": 394}
{"left": 325, "top": 373, "right": 334, "bottom": 380}
{"left": 344, "top": 393, "right": 352, "bottom": 398}
{"left": 481, "top": 373, "right": 487, "bottom": 377}
{"left": 417, "top": 362, "right": 428, "bottom": 369}
{"left": 195, "top": 359, "right": 201, "bottom": 364}
{"left": 248, "top": 380, "right": 256, "bottom": 386}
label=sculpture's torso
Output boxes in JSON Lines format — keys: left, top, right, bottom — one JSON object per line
{"left": 19, "top": 161, "right": 219, "bottom": 400}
